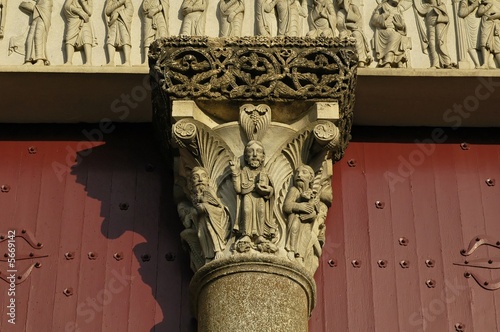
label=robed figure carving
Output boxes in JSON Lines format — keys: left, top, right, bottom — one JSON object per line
{"left": 105, "top": 0, "right": 133, "bottom": 66}
{"left": 142, "top": 0, "right": 169, "bottom": 63}
{"left": 180, "top": 0, "right": 207, "bottom": 36}
{"left": 63, "top": 0, "right": 96, "bottom": 65}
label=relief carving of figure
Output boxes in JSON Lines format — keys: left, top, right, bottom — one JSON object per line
{"left": 307, "top": 0, "right": 337, "bottom": 38}
{"left": 256, "top": 0, "right": 275, "bottom": 36}
{"left": 190, "top": 167, "right": 229, "bottom": 262}
{"left": 63, "top": 0, "right": 96, "bottom": 66}
{"left": 180, "top": 0, "right": 207, "bottom": 36}
{"left": 0, "top": 0, "right": 6, "bottom": 38}
{"left": 268, "top": 0, "right": 308, "bottom": 36}
{"left": 284, "top": 165, "right": 331, "bottom": 270}
{"left": 336, "top": 0, "right": 372, "bottom": 67}
{"left": 219, "top": 0, "right": 245, "bottom": 37}
{"left": 477, "top": 0, "right": 500, "bottom": 68}
{"left": 231, "top": 140, "right": 275, "bottom": 251}
{"left": 105, "top": 0, "right": 133, "bottom": 66}
{"left": 142, "top": 0, "right": 169, "bottom": 63}
{"left": 457, "top": 0, "right": 481, "bottom": 68}
{"left": 370, "top": 0, "right": 412, "bottom": 68}
{"left": 414, "top": 0, "right": 454, "bottom": 68}
{"left": 14, "top": 0, "right": 53, "bottom": 65}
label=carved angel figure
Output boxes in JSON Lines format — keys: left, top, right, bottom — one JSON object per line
{"left": 0, "top": 0, "right": 6, "bottom": 39}
{"left": 231, "top": 140, "right": 275, "bottom": 251}
{"left": 219, "top": 0, "right": 245, "bottom": 37}
{"left": 190, "top": 167, "right": 229, "bottom": 261}
{"left": 337, "top": 0, "right": 372, "bottom": 67}
{"left": 17, "top": 0, "right": 53, "bottom": 65}
{"left": 180, "top": 0, "right": 207, "bottom": 36}
{"left": 142, "top": 0, "right": 168, "bottom": 63}
{"left": 370, "top": 0, "right": 412, "bottom": 68}
{"left": 307, "top": 0, "right": 337, "bottom": 38}
{"left": 284, "top": 165, "right": 330, "bottom": 270}
{"left": 105, "top": 0, "right": 133, "bottom": 66}
{"left": 414, "top": 0, "right": 454, "bottom": 68}
{"left": 477, "top": 0, "right": 500, "bottom": 68}
{"left": 63, "top": 0, "right": 96, "bottom": 66}
{"left": 456, "top": 0, "right": 481, "bottom": 68}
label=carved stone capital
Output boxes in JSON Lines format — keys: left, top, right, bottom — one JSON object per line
{"left": 150, "top": 36, "right": 357, "bottom": 330}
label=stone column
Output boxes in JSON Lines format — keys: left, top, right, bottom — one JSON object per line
{"left": 149, "top": 36, "right": 357, "bottom": 331}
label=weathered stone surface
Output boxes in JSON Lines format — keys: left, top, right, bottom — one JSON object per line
{"left": 190, "top": 255, "right": 316, "bottom": 332}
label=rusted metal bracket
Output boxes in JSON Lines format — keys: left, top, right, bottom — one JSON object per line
{"left": 454, "top": 257, "right": 500, "bottom": 269}
{"left": 0, "top": 229, "right": 44, "bottom": 249}
{"left": 464, "top": 271, "right": 500, "bottom": 291}
{"left": 460, "top": 235, "right": 500, "bottom": 256}
{"left": 0, "top": 263, "right": 39, "bottom": 285}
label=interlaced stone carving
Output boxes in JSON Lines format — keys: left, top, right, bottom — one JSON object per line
{"left": 150, "top": 36, "right": 356, "bottom": 276}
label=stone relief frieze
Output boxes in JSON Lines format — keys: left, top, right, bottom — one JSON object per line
{"left": 4, "top": 0, "right": 500, "bottom": 68}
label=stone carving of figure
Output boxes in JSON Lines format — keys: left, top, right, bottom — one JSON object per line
{"left": 180, "top": 0, "right": 207, "bottom": 36}
{"left": 142, "top": 0, "right": 169, "bottom": 63}
{"left": 477, "top": 0, "right": 500, "bottom": 68}
{"left": 231, "top": 140, "right": 274, "bottom": 251}
{"left": 414, "top": 0, "right": 454, "bottom": 68}
{"left": 256, "top": 0, "right": 274, "bottom": 36}
{"left": 190, "top": 167, "right": 229, "bottom": 261}
{"left": 0, "top": 0, "right": 6, "bottom": 39}
{"left": 457, "top": 0, "right": 481, "bottom": 68}
{"left": 306, "top": 0, "right": 337, "bottom": 38}
{"left": 337, "top": 0, "right": 372, "bottom": 67}
{"left": 18, "top": 0, "right": 53, "bottom": 65}
{"left": 219, "top": 0, "right": 245, "bottom": 37}
{"left": 105, "top": 0, "right": 133, "bottom": 66}
{"left": 63, "top": 0, "right": 96, "bottom": 66}
{"left": 284, "top": 165, "right": 330, "bottom": 265}
{"left": 370, "top": 0, "right": 412, "bottom": 68}
{"left": 267, "top": 0, "right": 308, "bottom": 36}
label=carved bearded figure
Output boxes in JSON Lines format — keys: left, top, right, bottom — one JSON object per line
{"left": 63, "top": 0, "right": 96, "bottom": 65}
{"left": 370, "top": 0, "right": 412, "bottom": 68}
{"left": 180, "top": 0, "right": 207, "bottom": 36}
{"left": 190, "top": 167, "right": 229, "bottom": 262}
{"left": 284, "top": 165, "right": 331, "bottom": 270}
{"left": 21, "top": 0, "right": 53, "bottom": 65}
{"left": 231, "top": 141, "right": 274, "bottom": 249}
{"left": 337, "top": 0, "right": 371, "bottom": 67}
{"left": 219, "top": 0, "right": 245, "bottom": 37}
{"left": 105, "top": 0, "right": 133, "bottom": 66}
{"left": 477, "top": 0, "right": 500, "bottom": 68}
{"left": 307, "top": 0, "right": 337, "bottom": 38}
{"left": 142, "top": 0, "right": 169, "bottom": 62}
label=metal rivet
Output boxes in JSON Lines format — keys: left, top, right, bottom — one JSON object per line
{"left": 488, "top": 259, "right": 493, "bottom": 264}
{"left": 146, "top": 164, "right": 155, "bottom": 172}
{"left": 34, "top": 262, "right": 42, "bottom": 268}
{"left": 460, "top": 249, "right": 466, "bottom": 255}
{"left": 398, "top": 237, "right": 409, "bottom": 246}
{"left": 165, "top": 253, "right": 176, "bottom": 261}
{"left": 0, "top": 235, "right": 4, "bottom": 240}
{"left": 455, "top": 322, "right": 465, "bottom": 331}
{"left": 119, "top": 203, "right": 129, "bottom": 211}
{"left": 141, "top": 254, "right": 151, "bottom": 262}
{"left": 63, "top": 288, "right": 73, "bottom": 296}
{"left": 375, "top": 201, "right": 385, "bottom": 209}
{"left": 37, "top": 242, "right": 43, "bottom": 248}
{"left": 351, "top": 260, "right": 361, "bottom": 268}
{"left": 88, "top": 252, "right": 97, "bottom": 260}
{"left": 460, "top": 143, "right": 469, "bottom": 150}
{"left": 497, "top": 241, "right": 500, "bottom": 246}
{"left": 486, "top": 178, "right": 495, "bottom": 186}
{"left": 464, "top": 272, "right": 471, "bottom": 278}
{"left": 327, "top": 259, "right": 336, "bottom": 267}
{"left": 476, "top": 238, "right": 480, "bottom": 242}
{"left": 113, "top": 252, "right": 123, "bottom": 261}
{"left": 17, "top": 275, "right": 22, "bottom": 279}
{"left": 0, "top": 185, "right": 10, "bottom": 193}
{"left": 29, "top": 252, "right": 34, "bottom": 257}
{"left": 21, "top": 229, "right": 26, "bottom": 234}
{"left": 377, "top": 260, "right": 388, "bottom": 268}
{"left": 425, "top": 259, "right": 435, "bottom": 268}
{"left": 426, "top": 279, "right": 436, "bottom": 288}
{"left": 399, "top": 260, "right": 410, "bottom": 268}
{"left": 484, "top": 281, "right": 489, "bottom": 286}
{"left": 64, "top": 252, "right": 75, "bottom": 260}
{"left": 28, "top": 146, "right": 37, "bottom": 154}
{"left": 347, "top": 159, "right": 356, "bottom": 167}
{"left": 464, "top": 260, "right": 469, "bottom": 264}
{"left": 3, "top": 253, "right": 7, "bottom": 258}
